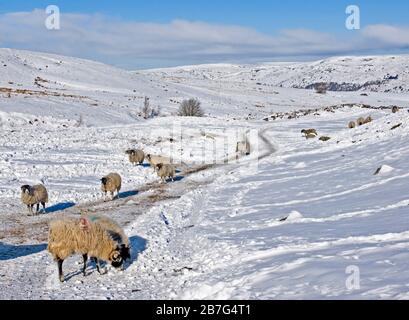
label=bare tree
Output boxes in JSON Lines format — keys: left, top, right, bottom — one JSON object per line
{"left": 142, "top": 96, "right": 151, "bottom": 119}
{"left": 140, "top": 96, "right": 161, "bottom": 119}
{"left": 178, "top": 98, "right": 204, "bottom": 117}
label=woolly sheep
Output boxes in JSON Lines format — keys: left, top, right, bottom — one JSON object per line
{"left": 47, "top": 216, "right": 130, "bottom": 282}
{"left": 357, "top": 117, "right": 366, "bottom": 126}
{"left": 392, "top": 106, "right": 400, "bottom": 113}
{"left": 101, "top": 173, "right": 122, "bottom": 200}
{"left": 20, "top": 184, "right": 48, "bottom": 215}
{"left": 301, "top": 129, "right": 317, "bottom": 137}
{"left": 364, "top": 116, "right": 373, "bottom": 124}
{"left": 146, "top": 154, "right": 172, "bottom": 172}
{"left": 348, "top": 121, "right": 356, "bottom": 129}
{"left": 125, "top": 149, "right": 145, "bottom": 166}
{"left": 156, "top": 163, "right": 176, "bottom": 183}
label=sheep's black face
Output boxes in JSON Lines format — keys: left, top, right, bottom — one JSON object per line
{"left": 110, "top": 251, "right": 124, "bottom": 269}
{"left": 101, "top": 178, "right": 108, "bottom": 185}
{"left": 120, "top": 244, "right": 131, "bottom": 261}
{"left": 156, "top": 163, "right": 163, "bottom": 170}
{"left": 21, "top": 185, "right": 30, "bottom": 194}
{"left": 147, "top": 154, "right": 151, "bottom": 160}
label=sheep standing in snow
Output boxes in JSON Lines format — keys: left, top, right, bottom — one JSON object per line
{"left": 357, "top": 117, "right": 366, "bottom": 126}
{"left": 125, "top": 149, "right": 145, "bottom": 166}
{"left": 348, "top": 121, "right": 356, "bottom": 129}
{"left": 364, "top": 116, "right": 373, "bottom": 124}
{"left": 146, "top": 154, "right": 172, "bottom": 172}
{"left": 47, "top": 216, "right": 130, "bottom": 282}
{"left": 156, "top": 163, "right": 176, "bottom": 183}
{"left": 301, "top": 129, "right": 318, "bottom": 137}
{"left": 101, "top": 173, "right": 122, "bottom": 200}
{"left": 392, "top": 106, "right": 400, "bottom": 113}
{"left": 20, "top": 184, "right": 48, "bottom": 215}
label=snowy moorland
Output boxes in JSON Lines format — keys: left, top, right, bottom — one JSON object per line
{"left": 1, "top": 48, "right": 409, "bottom": 299}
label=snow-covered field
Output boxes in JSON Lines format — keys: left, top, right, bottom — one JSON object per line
{"left": 1, "top": 49, "right": 409, "bottom": 299}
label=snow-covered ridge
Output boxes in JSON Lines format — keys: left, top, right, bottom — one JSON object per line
{"left": 144, "top": 55, "right": 409, "bottom": 93}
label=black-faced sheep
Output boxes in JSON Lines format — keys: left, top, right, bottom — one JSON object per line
{"left": 357, "top": 117, "right": 366, "bottom": 126}
{"left": 348, "top": 121, "right": 356, "bottom": 129}
{"left": 47, "top": 216, "right": 130, "bottom": 282}
{"left": 364, "top": 116, "right": 373, "bottom": 124}
{"left": 156, "top": 163, "right": 176, "bottom": 183}
{"left": 125, "top": 149, "right": 145, "bottom": 166}
{"left": 392, "top": 106, "right": 400, "bottom": 113}
{"left": 146, "top": 154, "right": 172, "bottom": 172}
{"left": 101, "top": 173, "right": 122, "bottom": 200}
{"left": 20, "top": 184, "right": 48, "bottom": 215}
{"left": 301, "top": 129, "right": 317, "bottom": 137}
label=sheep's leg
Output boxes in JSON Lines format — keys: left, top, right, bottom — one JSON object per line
{"left": 82, "top": 254, "right": 88, "bottom": 276}
{"left": 92, "top": 258, "right": 105, "bottom": 275}
{"left": 57, "top": 259, "right": 64, "bottom": 282}
{"left": 41, "top": 202, "right": 46, "bottom": 213}
{"left": 36, "top": 203, "right": 40, "bottom": 214}
{"left": 27, "top": 205, "right": 31, "bottom": 215}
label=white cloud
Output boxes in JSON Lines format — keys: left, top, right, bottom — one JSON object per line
{"left": 0, "top": 10, "right": 408, "bottom": 68}
{"left": 362, "top": 24, "right": 409, "bottom": 47}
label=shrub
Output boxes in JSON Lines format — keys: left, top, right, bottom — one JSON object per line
{"left": 178, "top": 98, "right": 204, "bottom": 117}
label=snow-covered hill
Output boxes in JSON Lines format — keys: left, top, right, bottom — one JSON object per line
{"left": 1, "top": 49, "right": 409, "bottom": 299}
{"left": 145, "top": 55, "right": 409, "bottom": 93}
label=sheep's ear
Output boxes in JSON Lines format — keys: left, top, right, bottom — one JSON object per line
{"left": 79, "top": 217, "right": 91, "bottom": 231}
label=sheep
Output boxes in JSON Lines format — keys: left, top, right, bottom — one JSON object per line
{"left": 236, "top": 140, "right": 251, "bottom": 156}
{"left": 47, "top": 216, "right": 130, "bottom": 282}
{"left": 364, "top": 116, "right": 373, "bottom": 124}
{"left": 125, "top": 149, "right": 145, "bottom": 166}
{"left": 392, "top": 106, "right": 400, "bottom": 113}
{"left": 20, "top": 184, "right": 48, "bottom": 215}
{"left": 319, "top": 136, "right": 331, "bottom": 142}
{"left": 348, "top": 121, "right": 356, "bottom": 129}
{"left": 301, "top": 129, "right": 317, "bottom": 137}
{"left": 101, "top": 173, "right": 122, "bottom": 200}
{"left": 83, "top": 214, "right": 131, "bottom": 274}
{"left": 146, "top": 154, "right": 172, "bottom": 172}
{"left": 357, "top": 117, "right": 366, "bottom": 126}
{"left": 156, "top": 163, "right": 176, "bottom": 183}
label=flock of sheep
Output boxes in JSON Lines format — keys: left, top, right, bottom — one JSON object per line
{"left": 20, "top": 149, "right": 177, "bottom": 215}
{"left": 17, "top": 135, "right": 254, "bottom": 282}
{"left": 19, "top": 148, "right": 179, "bottom": 282}
{"left": 301, "top": 107, "right": 401, "bottom": 142}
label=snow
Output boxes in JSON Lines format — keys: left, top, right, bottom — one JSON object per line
{"left": 1, "top": 48, "right": 409, "bottom": 299}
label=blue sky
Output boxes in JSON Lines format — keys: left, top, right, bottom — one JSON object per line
{"left": 0, "top": 1, "right": 408, "bottom": 69}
